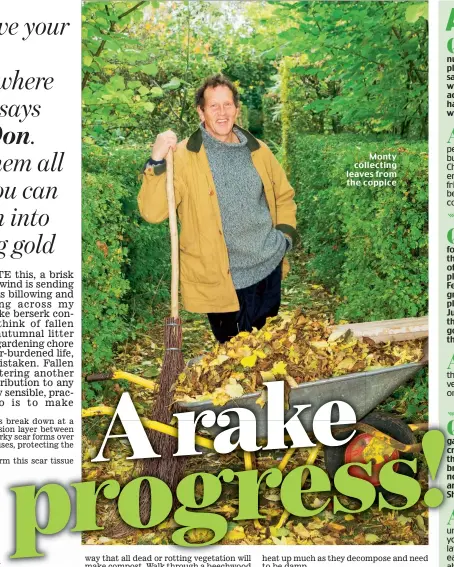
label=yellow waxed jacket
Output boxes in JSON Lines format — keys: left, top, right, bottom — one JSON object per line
{"left": 138, "top": 125, "right": 297, "bottom": 313}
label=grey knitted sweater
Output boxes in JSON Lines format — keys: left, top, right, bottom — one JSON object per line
{"left": 201, "top": 125, "right": 287, "bottom": 289}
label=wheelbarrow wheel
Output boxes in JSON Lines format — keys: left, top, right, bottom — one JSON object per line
{"left": 324, "top": 411, "right": 417, "bottom": 491}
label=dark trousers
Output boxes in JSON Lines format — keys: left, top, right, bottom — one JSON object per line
{"left": 207, "top": 262, "right": 282, "bottom": 343}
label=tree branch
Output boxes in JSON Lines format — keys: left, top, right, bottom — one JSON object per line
{"left": 118, "top": 1, "right": 146, "bottom": 21}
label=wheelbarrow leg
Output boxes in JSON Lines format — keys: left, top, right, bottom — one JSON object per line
{"left": 278, "top": 447, "right": 297, "bottom": 472}
{"left": 243, "top": 451, "right": 263, "bottom": 530}
{"left": 275, "top": 443, "right": 322, "bottom": 529}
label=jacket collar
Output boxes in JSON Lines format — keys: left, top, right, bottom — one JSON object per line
{"left": 186, "top": 124, "right": 261, "bottom": 153}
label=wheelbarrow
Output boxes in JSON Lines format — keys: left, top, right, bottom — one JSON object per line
{"left": 84, "top": 316, "right": 428, "bottom": 527}
{"left": 178, "top": 316, "right": 427, "bottom": 476}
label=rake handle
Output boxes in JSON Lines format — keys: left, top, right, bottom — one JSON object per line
{"left": 166, "top": 148, "right": 179, "bottom": 319}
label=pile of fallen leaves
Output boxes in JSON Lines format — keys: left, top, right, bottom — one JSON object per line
{"left": 174, "top": 311, "right": 424, "bottom": 406}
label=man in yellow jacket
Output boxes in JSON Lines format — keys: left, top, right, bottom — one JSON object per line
{"left": 138, "top": 74, "right": 297, "bottom": 343}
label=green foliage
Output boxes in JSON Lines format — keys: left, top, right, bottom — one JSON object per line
{"left": 82, "top": 170, "right": 130, "bottom": 376}
{"left": 262, "top": 90, "right": 282, "bottom": 149}
{"left": 253, "top": 1, "right": 428, "bottom": 138}
{"left": 83, "top": 145, "right": 171, "bottom": 318}
{"left": 287, "top": 134, "right": 428, "bottom": 322}
{"left": 82, "top": 2, "right": 169, "bottom": 143}
{"left": 379, "top": 369, "right": 428, "bottom": 421}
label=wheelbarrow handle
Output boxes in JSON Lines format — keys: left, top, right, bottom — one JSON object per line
{"left": 86, "top": 372, "right": 113, "bottom": 382}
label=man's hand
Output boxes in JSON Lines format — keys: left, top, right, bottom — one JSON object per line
{"left": 151, "top": 130, "right": 178, "bottom": 161}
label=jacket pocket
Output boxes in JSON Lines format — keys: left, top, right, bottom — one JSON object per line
{"left": 180, "top": 245, "right": 202, "bottom": 284}
{"left": 180, "top": 247, "right": 220, "bottom": 285}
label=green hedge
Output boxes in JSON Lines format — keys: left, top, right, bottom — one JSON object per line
{"left": 82, "top": 171, "right": 130, "bottom": 376}
{"left": 82, "top": 145, "right": 171, "bottom": 376}
{"left": 84, "top": 146, "right": 171, "bottom": 309}
{"left": 287, "top": 134, "right": 428, "bottom": 322}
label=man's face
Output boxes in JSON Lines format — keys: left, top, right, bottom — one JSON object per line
{"left": 197, "top": 85, "right": 240, "bottom": 141}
